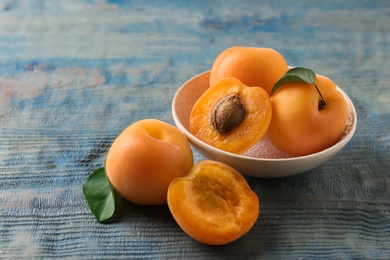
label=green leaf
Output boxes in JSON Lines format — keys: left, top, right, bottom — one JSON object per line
{"left": 82, "top": 167, "right": 116, "bottom": 223}
{"left": 271, "top": 67, "right": 316, "bottom": 95}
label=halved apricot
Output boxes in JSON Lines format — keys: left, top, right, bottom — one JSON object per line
{"left": 167, "top": 160, "right": 259, "bottom": 245}
{"left": 190, "top": 77, "right": 272, "bottom": 154}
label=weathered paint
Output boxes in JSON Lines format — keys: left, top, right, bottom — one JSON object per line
{"left": 0, "top": 0, "right": 389, "bottom": 259}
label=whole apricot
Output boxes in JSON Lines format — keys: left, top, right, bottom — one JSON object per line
{"left": 167, "top": 160, "right": 259, "bottom": 245}
{"left": 267, "top": 74, "right": 349, "bottom": 156}
{"left": 190, "top": 77, "right": 272, "bottom": 154}
{"left": 210, "top": 46, "right": 288, "bottom": 95}
{"left": 105, "top": 119, "right": 193, "bottom": 205}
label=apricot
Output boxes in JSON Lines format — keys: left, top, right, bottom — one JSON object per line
{"left": 267, "top": 74, "right": 349, "bottom": 156}
{"left": 105, "top": 119, "right": 193, "bottom": 205}
{"left": 167, "top": 160, "right": 259, "bottom": 245}
{"left": 190, "top": 77, "right": 272, "bottom": 154}
{"left": 210, "top": 46, "right": 288, "bottom": 95}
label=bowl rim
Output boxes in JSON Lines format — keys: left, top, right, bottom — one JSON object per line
{"left": 172, "top": 70, "right": 357, "bottom": 162}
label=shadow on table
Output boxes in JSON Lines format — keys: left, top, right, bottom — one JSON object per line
{"left": 106, "top": 194, "right": 172, "bottom": 223}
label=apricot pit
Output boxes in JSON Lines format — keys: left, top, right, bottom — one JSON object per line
{"left": 210, "top": 93, "right": 246, "bottom": 134}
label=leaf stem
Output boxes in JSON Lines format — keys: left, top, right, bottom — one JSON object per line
{"left": 314, "top": 84, "right": 327, "bottom": 110}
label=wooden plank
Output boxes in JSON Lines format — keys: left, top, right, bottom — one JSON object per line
{"left": 0, "top": 0, "right": 389, "bottom": 259}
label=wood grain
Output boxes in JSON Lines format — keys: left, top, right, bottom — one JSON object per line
{"left": 0, "top": 0, "right": 389, "bottom": 259}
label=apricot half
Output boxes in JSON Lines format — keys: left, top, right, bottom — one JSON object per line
{"left": 267, "top": 74, "right": 349, "bottom": 156}
{"left": 210, "top": 46, "right": 288, "bottom": 95}
{"left": 167, "top": 160, "right": 259, "bottom": 245}
{"left": 105, "top": 119, "right": 193, "bottom": 205}
{"left": 190, "top": 77, "right": 272, "bottom": 154}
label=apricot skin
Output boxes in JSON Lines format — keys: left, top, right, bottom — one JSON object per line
{"left": 105, "top": 119, "right": 193, "bottom": 205}
{"left": 190, "top": 77, "right": 272, "bottom": 154}
{"left": 210, "top": 46, "right": 288, "bottom": 95}
{"left": 167, "top": 160, "right": 259, "bottom": 245}
{"left": 267, "top": 74, "right": 349, "bottom": 156}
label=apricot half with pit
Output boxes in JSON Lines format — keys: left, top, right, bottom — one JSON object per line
{"left": 167, "top": 160, "right": 259, "bottom": 245}
{"left": 190, "top": 77, "right": 272, "bottom": 154}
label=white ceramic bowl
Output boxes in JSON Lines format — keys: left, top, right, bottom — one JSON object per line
{"left": 172, "top": 71, "right": 357, "bottom": 178}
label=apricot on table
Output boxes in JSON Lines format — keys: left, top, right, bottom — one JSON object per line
{"left": 190, "top": 77, "right": 272, "bottom": 154}
{"left": 210, "top": 46, "right": 288, "bottom": 95}
{"left": 167, "top": 160, "right": 259, "bottom": 245}
{"left": 267, "top": 74, "right": 349, "bottom": 156}
{"left": 105, "top": 119, "right": 193, "bottom": 205}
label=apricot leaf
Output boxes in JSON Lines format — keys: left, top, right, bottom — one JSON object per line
{"left": 83, "top": 167, "right": 116, "bottom": 223}
{"left": 271, "top": 67, "right": 316, "bottom": 95}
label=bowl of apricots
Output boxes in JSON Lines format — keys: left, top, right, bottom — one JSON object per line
{"left": 172, "top": 46, "right": 357, "bottom": 178}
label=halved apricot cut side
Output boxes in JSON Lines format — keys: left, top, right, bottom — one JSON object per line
{"left": 167, "top": 160, "right": 259, "bottom": 245}
{"left": 190, "top": 77, "right": 272, "bottom": 154}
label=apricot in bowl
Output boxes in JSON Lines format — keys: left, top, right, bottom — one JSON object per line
{"left": 268, "top": 73, "right": 350, "bottom": 156}
{"left": 210, "top": 46, "right": 288, "bottom": 95}
{"left": 172, "top": 71, "right": 357, "bottom": 178}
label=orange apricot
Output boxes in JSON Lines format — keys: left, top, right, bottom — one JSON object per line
{"left": 105, "top": 119, "right": 193, "bottom": 205}
{"left": 210, "top": 46, "right": 288, "bottom": 95}
{"left": 267, "top": 74, "right": 349, "bottom": 156}
{"left": 167, "top": 160, "right": 259, "bottom": 245}
{"left": 190, "top": 77, "right": 272, "bottom": 154}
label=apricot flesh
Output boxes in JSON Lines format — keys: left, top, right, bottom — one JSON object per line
{"left": 190, "top": 77, "right": 272, "bottom": 154}
{"left": 210, "top": 46, "right": 288, "bottom": 95}
{"left": 105, "top": 119, "right": 193, "bottom": 205}
{"left": 167, "top": 160, "right": 259, "bottom": 245}
{"left": 267, "top": 74, "right": 349, "bottom": 156}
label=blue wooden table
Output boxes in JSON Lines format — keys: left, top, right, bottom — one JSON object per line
{"left": 1, "top": 1, "right": 389, "bottom": 259}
